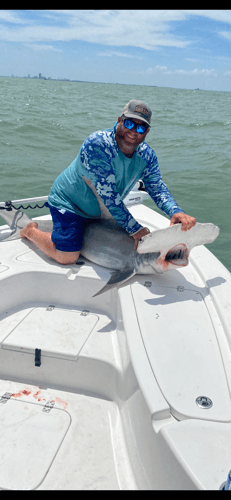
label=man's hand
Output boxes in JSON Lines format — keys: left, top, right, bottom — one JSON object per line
{"left": 132, "top": 227, "right": 150, "bottom": 250}
{"left": 170, "top": 212, "right": 196, "bottom": 231}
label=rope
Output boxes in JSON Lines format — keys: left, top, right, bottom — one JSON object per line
{"left": 0, "top": 200, "right": 46, "bottom": 211}
{"left": 0, "top": 182, "right": 146, "bottom": 212}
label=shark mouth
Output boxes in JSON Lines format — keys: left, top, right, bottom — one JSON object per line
{"left": 164, "top": 243, "right": 189, "bottom": 267}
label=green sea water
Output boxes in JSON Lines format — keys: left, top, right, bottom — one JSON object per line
{"left": 0, "top": 76, "right": 230, "bottom": 271}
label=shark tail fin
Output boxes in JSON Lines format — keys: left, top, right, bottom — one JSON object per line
{"left": 0, "top": 207, "right": 54, "bottom": 241}
{"left": 0, "top": 207, "right": 33, "bottom": 241}
{"left": 93, "top": 267, "right": 136, "bottom": 297}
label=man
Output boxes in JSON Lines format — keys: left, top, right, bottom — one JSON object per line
{"left": 20, "top": 99, "right": 196, "bottom": 264}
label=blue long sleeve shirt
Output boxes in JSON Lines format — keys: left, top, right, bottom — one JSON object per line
{"left": 48, "top": 124, "right": 184, "bottom": 235}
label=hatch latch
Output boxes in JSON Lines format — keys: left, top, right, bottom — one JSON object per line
{"left": 35, "top": 348, "right": 41, "bottom": 367}
{"left": 0, "top": 392, "right": 12, "bottom": 404}
{"left": 42, "top": 400, "right": 55, "bottom": 413}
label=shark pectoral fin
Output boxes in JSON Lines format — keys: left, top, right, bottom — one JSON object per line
{"left": 93, "top": 267, "right": 136, "bottom": 297}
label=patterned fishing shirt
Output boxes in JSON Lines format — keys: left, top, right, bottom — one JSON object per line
{"left": 48, "top": 123, "right": 184, "bottom": 235}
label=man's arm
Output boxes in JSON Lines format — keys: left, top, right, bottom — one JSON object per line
{"left": 141, "top": 153, "right": 184, "bottom": 217}
{"left": 141, "top": 150, "right": 195, "bottom": 230}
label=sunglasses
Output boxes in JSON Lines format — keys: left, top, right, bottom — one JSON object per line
{"left": 123, "top": 118, "right": 148, "bottom": 134}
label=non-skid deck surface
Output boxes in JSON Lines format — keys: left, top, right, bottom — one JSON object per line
{"left": 0, "top": 300, "right": 137, "bottom": 490}
{"left": 0, "top": 380, "right": 135, "bottom": 490}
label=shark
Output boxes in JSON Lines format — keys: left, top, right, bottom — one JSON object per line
{"left": 0, "top": 207, "right": 220, "bottom": 296}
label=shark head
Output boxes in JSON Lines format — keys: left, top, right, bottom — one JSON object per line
{"left": 135, "top": 243, "right": 189, "bottom": 275}
{"left": 137, "top": 222, "right": 219, "bottom": 274}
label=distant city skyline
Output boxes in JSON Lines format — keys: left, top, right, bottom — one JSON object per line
{"left": 7, "top": 72, "right": 106, "bottom": 84}
{"left": 1, "top": 10, "right": 231, "bottom": 92}
{"left": 23, "top": 72, "right": 71, "bottom": 81}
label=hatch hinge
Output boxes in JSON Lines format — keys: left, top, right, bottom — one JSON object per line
{"left": 42, "top": 400, "right": 55, "bottom": 413}
{"left": 81, "top": 309, "right": 89, "bottom": 316}
{"left": 46, "top": 305, "right": 55, "bottom": 311}
{"left": 144, "top": 281, "right": 152, "bottom": 288}
{"left": 0, "top": 392, "right": 12, "bottom": 404}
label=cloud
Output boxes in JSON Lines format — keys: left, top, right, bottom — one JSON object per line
{"left": 219, "top": 31, "right": 231, "bottom": 42}
{"left": 145, "top": 65, "right": 218, "bottom": 77}
{"left": 0, "top": 10, "right": 191, "bottom": 50}
{"left": 97, "top": 50, "right": 143, "bottom": 59}
{"left": 23, "top": 43, "right": 63, "bottom": 52}
{"left": 1, "top": 10, "right": 231, "bottom": 55}
{"left": 185, "top": 57, "right": 199, "bottom": 62}
{"left": 0, "top": 10, "right": 24, "bottom": 24}
{"left": 174, "top": 68, "right": 217, "bottom": 76}
{"left": 185, "top": 10, "right": 231, "bottom": 25}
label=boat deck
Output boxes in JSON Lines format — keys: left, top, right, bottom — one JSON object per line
{"left": 1, "top": 204, "right": 231, "bottom": 490}
{"left": 0, "top": 247, "right": 132, "bottom": 489}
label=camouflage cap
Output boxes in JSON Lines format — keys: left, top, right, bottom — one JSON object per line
{"left": 122, "top": 99, "right": 152, "bottom": 127}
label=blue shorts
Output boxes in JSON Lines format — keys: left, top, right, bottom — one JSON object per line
{"left": 45, "top": 203, "right": 93, "bottom": 252}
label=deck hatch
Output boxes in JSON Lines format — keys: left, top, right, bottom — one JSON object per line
{"left": 131, "top": 282, "right": 231, "bottom": 422}
{"left": 2, "top": 307, "right": 99, "bottom": 361}
{"left": 0, "top": 398, "right": 70, "bottom": 490}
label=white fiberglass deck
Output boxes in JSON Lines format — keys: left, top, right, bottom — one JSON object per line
{"left": 0, "top": 300, "right": 135, "bottom": 490}
{"left": 0, "top": 203, "right": 231, "bottom": 490}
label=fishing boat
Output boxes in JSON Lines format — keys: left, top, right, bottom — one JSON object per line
{"left": 0, "top": 186, "right": 231, "bottom": 490}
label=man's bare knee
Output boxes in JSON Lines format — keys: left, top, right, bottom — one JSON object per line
{"left": 55, "top": 250, "right": 80, "bottom": 265}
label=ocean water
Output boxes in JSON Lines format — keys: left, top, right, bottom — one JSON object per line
{"left": 0, "top": 76, "right": 230, "bottom": 271}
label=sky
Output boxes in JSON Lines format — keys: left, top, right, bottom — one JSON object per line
{"left": 1, "top": 10, "right": 231, "bottom": 91}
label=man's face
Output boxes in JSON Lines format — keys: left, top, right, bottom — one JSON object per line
{"left": 116, "top": 116, "right": 150, "bottom": 155}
